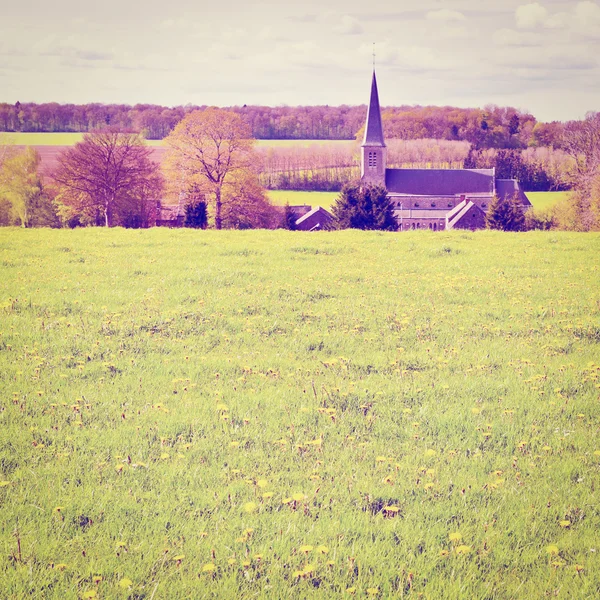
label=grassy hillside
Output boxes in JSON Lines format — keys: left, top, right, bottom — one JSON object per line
{"left": 0, "top": 229, "right": 599, "bottom": 598}
{"left": 267, "top": 190, "right": 339, "bottom": 209}
{"left": 527, "top": 191, "right": 571, "bottom": 211}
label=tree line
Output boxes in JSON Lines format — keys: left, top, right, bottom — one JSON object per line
{"left": 0, "top": 100, "right": 569, "bottom": 148}
{"left": 1, "top": 110, "right": 598, "bottom": 231}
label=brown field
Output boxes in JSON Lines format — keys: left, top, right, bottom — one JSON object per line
{"left": 20, "top": 146, "right": 168, "bottom": 178}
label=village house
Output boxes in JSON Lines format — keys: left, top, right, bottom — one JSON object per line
{"left": 360, "top": 72, "right": 530, "bottom": 230}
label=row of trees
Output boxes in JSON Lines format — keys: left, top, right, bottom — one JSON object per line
{"left": 0, "top": 100, "right": 570, "bottom": 148}
{"left": 0, "top": 109, "right": 283, "bottom": 229}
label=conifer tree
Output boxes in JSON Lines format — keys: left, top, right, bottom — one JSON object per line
{"left": 332, "top": 183, "right": 397, "bottom": 231}
{"left": 485, "top": 194, "right": 525, "bottom": 231}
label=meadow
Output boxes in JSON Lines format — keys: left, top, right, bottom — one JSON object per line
{"left": 0, "top": 228, "right": 599, "bottom": 599}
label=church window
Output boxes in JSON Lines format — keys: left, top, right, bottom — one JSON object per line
{"left": 414, "top": 202, "right": 419, "bottom": 208}
{"left": 368, "top": 151, "right": 377, "bottom": 168}
{"left": 448, "top": 202, "right": 453, "bottom": 207}
{"left": 431, "top": 202, "right": 436, "bottom": 207}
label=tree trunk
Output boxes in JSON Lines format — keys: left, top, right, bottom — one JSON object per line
{"left": 215, "top": 186, "right": 222, "bottom": 230}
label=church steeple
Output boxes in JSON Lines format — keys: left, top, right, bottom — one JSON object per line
{"left": 361, "top": 70, "right": 387, "bottom": 186}
{"left": 362, "top": 70, "right": 385, "bottom": 147}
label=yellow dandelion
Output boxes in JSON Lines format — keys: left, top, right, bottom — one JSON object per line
{"left": 202, "top": 563, "right": 216, "bottom": 573}
{"left": 574, "top": 564, "right": 584, "bottom": 573}
{"left": 316, "top": 545, "right": 329, "bottom": 554}
{"left": 303, "top": 564, "right": 315, "bottom": 574}
{"left": 366, "top": 588, "right": 379, "bottom": 595}
{"left": 293, "top": 570, "right": 304, "bottom": 578}
{"left": 92, "top": 575, "right": 103, "bottom": 583}
{"left": 299, "top": 545, "right": 314, "bottom": 553}
{"left": 262, "top": 492, "right": 274, "bottom": 500}
{"left": 118, "top": 578, "right": 133, "bottom": 588}
{"left": 439, "top": 549, "right": 449, "bottom": 557}
{"left": 256, "top": 479, "right": 268, "bottom": 488}
{"left": 54, "top": 563, "right": 68, "bottom": 571}
{"left": 292, "top": 492, "right": 306, "bottom": 502}
{"left": 243, "top": 502, "right": 258, "bottom": 513}
{"left": 82, "top": 591, "right": 97, "bottom": 599}
{"left": 449, "top": 532, "right": 462, "bottom": 542}
{"left": 227, "top": 558, "right": 236, "bottom": 566}
{"left": 346, "top": 588, "right": 357, "bottom": 595}
{"left": 0, "top": 481, "right": 11, "bottom": 487}
{"left": 546, "top": 545, "right": 559, "bottom": 556}
{"left": 559, "top": 520, "right": 571, "bottom": 528}
{"left": 455, "top": 545, "right": 471, "bottom": 555}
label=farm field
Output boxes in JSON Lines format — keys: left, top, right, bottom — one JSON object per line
{"left": 267, "top": 190, "right": 339, "bottom": 209}
{"left": 527, "top": 191, "right": 572, "bottom": 211}
{"left": 0, "top": 229, "right": 599, "bottom": 599}
{"left": 0, "top": 133, "right": 352, "bottom": 149}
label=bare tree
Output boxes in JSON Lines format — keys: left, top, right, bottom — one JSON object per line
{"left": 52, "top": 129, "right": 162, "bottom": 227}
{"left": 163, "top": 109, "right": 255, "bottom": 229}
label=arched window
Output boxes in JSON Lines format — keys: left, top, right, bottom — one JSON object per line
{"left": 368, "top": 151, "right": 377, "bottom": 168}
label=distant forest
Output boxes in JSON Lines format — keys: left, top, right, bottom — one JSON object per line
{"left": 0, "top": 101, "right": 566, "bottom": 149}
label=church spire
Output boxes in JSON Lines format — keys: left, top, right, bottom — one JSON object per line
{"left": 362, "top": 70, "right": 385, "bottom": 147}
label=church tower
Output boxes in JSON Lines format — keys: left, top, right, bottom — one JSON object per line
{"left": 361, "top": 70, "right": 387, "bottom": 187}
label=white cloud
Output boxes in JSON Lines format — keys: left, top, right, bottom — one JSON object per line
{"left": 516, "top": 3, "right": 548, "bottom": 29}
{"left": 426, "top": 9, "right": 466, "bottom": 22}
{"left": 334, "top": 15, "right": 363, "bottom": 35}
{"left": 493, "top": 28, "right": 543, "bottom": 47}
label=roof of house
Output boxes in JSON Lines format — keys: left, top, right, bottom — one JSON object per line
{"left": 362, "top": 71, "right": 386, "bottom": 148}
{"left": 496, "top": 179, "right": 531, "bottom": 205}
{"left": 295, "top": 206, "right": 333, "bottom": 227}
{"left": 447, "top": 200, "right": 484, "bottom": 229}
{"left": 386, "top": 168, "right": 495, "bottom": 196}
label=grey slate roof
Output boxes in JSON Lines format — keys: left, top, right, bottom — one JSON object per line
{"left": 386, "top": 168, "right": 495, "bottom": 196}
{"left": 447, "top": 200, "right": 485, "bottom": 229}
{"left": 362, "top": 71, "right": 386, "bottom": 148}
{"left": 496, "top": 179, "right": 531, "bottom": 206}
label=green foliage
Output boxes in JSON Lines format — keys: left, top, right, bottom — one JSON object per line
{"left": 0, "top": 147, "right": 58, "bottom": 227}
{"left": 332, "top": 183, "right": 397, "bottom": 231}
{"left": 0, "top": 230, "right": 599, "bottom": 598}
{"left": 184, "top": 199, "right": 208, "bottom": 229}
{"left": 485, "top": 194, "right": 525, "bottom": 231}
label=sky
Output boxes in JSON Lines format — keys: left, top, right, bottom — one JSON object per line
{"left": 0, "top": 0, "right": 598, "bottom": 121}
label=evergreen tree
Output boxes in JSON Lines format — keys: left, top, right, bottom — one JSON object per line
{"left": 283, "top": 203, "right": 297, "bottom": 230}
{"left": 485, "top": 194, "right": 525, "bottom": 231}
{"left": 332, "top": 183, "right": 397, "bottom": 231}
{"left": 184, "top": 199, "right": 208, "bottom": 229}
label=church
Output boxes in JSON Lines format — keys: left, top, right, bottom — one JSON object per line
{"left": 360, "top": 72, "right": 531, "bottom": 230}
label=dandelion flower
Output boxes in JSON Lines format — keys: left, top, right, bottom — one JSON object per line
{"left": 316, "top": 545, "right": 329, "bottom": 554}
{"left": 367, "top": 588, "right": 379, "bottom": 595}
{"left": 559, "top": 520, "right": 571, "bottom": 528}
{"left": 0, "top": 481, "right": 11, "bottom": 487}
{"left": 292, "top": 492, "right": 306, "bottom": 502}
{"left": 202, "top": 563, "right": 216, "bottom": 573}
{"left": 262, "top": 492, "right": 274, "bottom": 500}
{"left": 243, "top": 502, "right": 258, "bottom": 513}
{"left": 118, "top": 578, "right": 133, "bottom": 588}
{"left": 92, "top": 575, "right": 103, "bottom": 583}
{"left": 449, "top": 532, "right": 462, "bottom": 542}
{"left": 546, "top": 545, "right": 559, "bottom": 556}
{"left": 455, "top": 545, "right": 471, "bottom": 555}
{"left": 82, "top": 591, "right": 97, "bottom": 598}
{"left": 346, "top": 588, "right": 357, "bottom": 595}
{"left": 299, "top": 545, "right": 313, "bottom": 553}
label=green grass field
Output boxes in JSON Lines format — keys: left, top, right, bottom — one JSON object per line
{"left": 267, "top": 190, "right": 339, "bottom": 209}
{"left": 0, "top": 133, "right": 352, "bottom": 150}
{"left": 526, "top": 191, "right": 572, "bottom": 211}
{"left": 0, "top": 228, "right": 599, "bottom": 599}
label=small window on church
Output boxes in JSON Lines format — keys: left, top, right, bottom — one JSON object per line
{"left": 414, "top": 203, "right": 419, "bottom": 208}
{"left": 448, "top": 202, "right": 453, "bottom": 207}
{"left": 368, "top": 152, "right": 377, "bottom": 168}
{"left": 431, "top": 202, "right": 436, "bottom": 207}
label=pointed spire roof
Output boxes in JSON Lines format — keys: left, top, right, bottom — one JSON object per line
{"left": 362, "top": 70, "right": 385, "bottom": 147}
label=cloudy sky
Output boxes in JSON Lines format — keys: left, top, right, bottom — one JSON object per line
{"left": 1, "top": 0, "right": 598, "bottom": 121}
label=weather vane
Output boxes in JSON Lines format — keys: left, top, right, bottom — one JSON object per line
{"left": 372, "top": 42, "right": 376, "bottom": 69}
